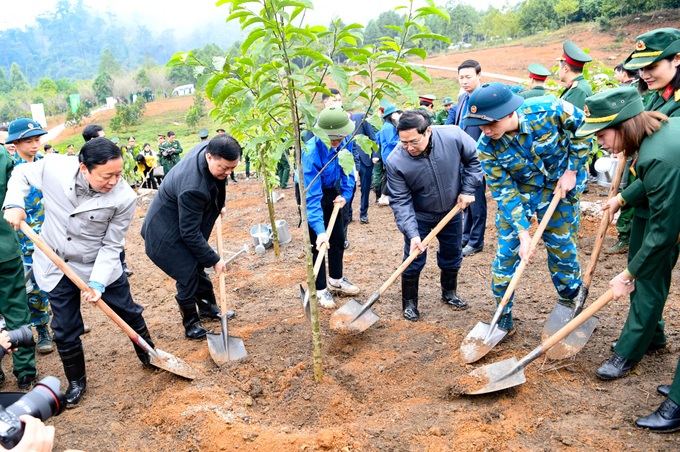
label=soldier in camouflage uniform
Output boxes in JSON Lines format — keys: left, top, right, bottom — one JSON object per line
{"left": 159, "top": 130, "right": 183, "bottom": 175}
{"left": 6, "top": 119, "right": 53, "bottom": 354}
{"left": 465, "top": 83, "right": 590, "bottom": 336}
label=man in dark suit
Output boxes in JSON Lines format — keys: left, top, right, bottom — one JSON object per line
{"left": 446, "top": 59, "right": 487, "bottom": 257}
{"left": 141, "top": 134, "right": 242, "bottom": 340}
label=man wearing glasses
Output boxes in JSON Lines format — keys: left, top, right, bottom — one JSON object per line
{"left": 386, "top": 110, "right": 483, "bottom": 321}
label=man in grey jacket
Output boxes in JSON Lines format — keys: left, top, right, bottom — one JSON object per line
{"left": 386, "top": 110, "right": 483, "bottom": 321}
{"left": 3, "top": 138, "right": 156, "bottom": 405}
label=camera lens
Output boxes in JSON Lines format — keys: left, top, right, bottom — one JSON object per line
{"left": 6, "top": 377, "right": 66, "bottom": 421}
{"left": 7, "top": 326, "right": 35, "bottom": 349}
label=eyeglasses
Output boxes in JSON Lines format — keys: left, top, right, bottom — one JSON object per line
{"left": 400, "top": 133, "right": 427, "bottom": 148}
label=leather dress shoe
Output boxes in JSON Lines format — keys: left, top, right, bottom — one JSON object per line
{"left": 635, "top": 398, "right": 680, "bottom": 432}
{"left": 611, "top": 340, "right": 667, "bottom": 354}
{"left": 462, "top": 245, "right": 482, "bottom": 257}
{"left": 658, "top": 385, "right": 671, "bottom": 397}
{"left": 596, "top": 353, "right": 638, "bottom": 380}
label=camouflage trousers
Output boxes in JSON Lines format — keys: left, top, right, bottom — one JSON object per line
{"left": 492, "top": 183, "right": 583, "bottom": 313}
{"left": 23, "top": 254, "right": 51, "bottom": 328}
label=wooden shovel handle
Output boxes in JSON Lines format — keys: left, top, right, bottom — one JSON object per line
{"left": 378, "top": 203, "right": 464, "bottom": 295}
{"left": 216, "top": 215, "right": 228, "bottom": 314}
{"left": 19, "top": 222, "right": 153, "bottom": 352}
{"left": 312, "top": 203, "right": 342, "bottom": 277}
{"left": 498, "top": 189, "right": 563, "bottom": 309}
{"left": 582, "top": 153, "right": 628, "bottom": 286}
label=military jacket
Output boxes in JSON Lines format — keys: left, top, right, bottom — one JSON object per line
{"left": 560, "top": 74, "right": 593, "bottom": 109}
{"left": 159, "top": 140, "right": 183, "bottom": 173}
{"left": 645, "top": 86, "right": 680, "bottom": 118}
{"left": 519, "top": 86, "right": 548, "bottom": 100}
{"left": 0, "top": 147, "right": 22, "bottom": 264}
{"left": 478, "top": 95, "right": 589, "bottom": 233}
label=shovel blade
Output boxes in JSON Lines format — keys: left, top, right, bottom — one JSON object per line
{"left": 459, "top": 321, "right": 509, "bottom": 364}
{"left": 207, "top": 332, "right": 248, "bottom": 366}
{"left": 462, "top": 357, "right": 526, "bottom": 395}
{"left": 149, "top": 348, "right": 197, "bottom": 380}
{"left": 329, "top": 299, "right": 380, "bottom": 332}
{"left": 542, "top": 303, "right": 599, "bottom": 360}
{"left": 300, "top": 284, "right": 311, "bottom": 323}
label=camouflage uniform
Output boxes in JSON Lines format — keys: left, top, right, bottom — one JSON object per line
{"left": 477, "top": 95, "right": 590, "bottom": 310}
{"left": 12, "top": 152, "right": 51, "bottom": 329}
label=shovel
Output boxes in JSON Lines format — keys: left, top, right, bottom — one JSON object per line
{"left": 460, "top": 289, "right": 615, "bottom": 395}
{"left": 207, "top": 216, "right": 248, "bottom": 365}
{"left": 300, "top": 203, "right": 341, "bottom": 322}
{"left": 459, "top": 190, "right": 563, "bottom": 364}
{"left": 20, "top": 222, "right": 196, "bottom": 380}
{"left": 542, "top": 154, "right": 627, "bottom": 360}
{"left": 330, "top": 203, "right": 464, "bottom": 333}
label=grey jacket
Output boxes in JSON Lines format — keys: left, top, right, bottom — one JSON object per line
{"left": 3, "top": 154, "right": 136, "bottom": 292}
{"left": 386, "top": 125, "right": 483, "bottom": 240}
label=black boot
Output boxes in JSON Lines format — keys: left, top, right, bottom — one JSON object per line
{"left": 59, "top": 345, "right": 86, "bottom": 406}
{"left": 131, "top": 326, "right": 155, "bottom": 365}
{"left": 635, "top": 398, "right": 680, "bottom": 432}
{"left": 177, "top": 301, "right": 208, "bottom": 340}
{"left": 197, "top": 296, "right": 235, "bottom": 320}
{"left": 441, "top": 269, "right": 468, "bottom": 310}
{"left": 402, "top": 274, "right": 420, "bottom": 321}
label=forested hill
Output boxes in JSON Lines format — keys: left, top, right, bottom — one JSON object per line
{"left": 0, "top": 0, "right": 239, "bottom": 85}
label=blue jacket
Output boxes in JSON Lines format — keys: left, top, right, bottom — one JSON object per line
{"left": 303, "top": 136, "right": 356, "bottom": 234}
{"left": 377, "top": 121, "right": 399, "bottom": 165}
{"left": 350, "top": 113, "right": 377, "bottom": 168}
{"left": 446, "top": 91, "right": 482, "bottom": 141}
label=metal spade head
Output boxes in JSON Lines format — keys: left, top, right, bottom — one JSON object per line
{"left": 543, "top": 313, "right": 599, "bottom": 360}
{"left": 461, "top": 357, "right": 526, "bottom": 395}
{"left": 300, "top": 284, "right": 311, "bottom": 322}
{"left": 329, "top": 298, "right": 380, "bottom": 332}
{"left": 207, "top": 313, "right": 247, "bottom": 366}
{"left": 149, "top": 348, "right": 197, "bottom": 380}
{"left": 459, "top": 321, "right": 509, "bottom": 364}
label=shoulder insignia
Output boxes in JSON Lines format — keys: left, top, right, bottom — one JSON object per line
{"left": 675, "top": 89, "right": 680, "bottom": 103}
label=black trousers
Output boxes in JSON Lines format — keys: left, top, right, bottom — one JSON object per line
{"left": 308, "top": 189, "right": 345, "bottom": 290}
{"left": 48, "top": 272, "right": 147, "bottom": 352}
{"left": 175, "top": 264, "right": 215, "bottom": 308}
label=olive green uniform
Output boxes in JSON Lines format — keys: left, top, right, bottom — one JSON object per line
{"left": 613, "top": 119, "right": 680, "bottom": 372}
{"left": 560, "top": 75, "right": 593, "bottom": 109}
{"left": 519, "top": 85, "right": 548, "bottom": 100}
{"left": 0, "top": 147, "right": 38, "bottom": 381}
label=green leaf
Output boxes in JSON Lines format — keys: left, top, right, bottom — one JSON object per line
{"left": 403, "top": 47, "right": 427, "bottom": 59}
{"left": 409, "top": 33, "right": 450, "bottom": 43}
{"left": 241, "top": 29, "right": 266, "bottom": 53}
{"left": 337, "top": 149, "right": 355, "bottom": 176}
{"left": 330, "top": 65, "right": 349, "bottom": 94}
{"left": 354, "top": 134, "right": 377, "bottom": 157}
{"left": 212, "top": 56, "right": 227, "bottom": 72}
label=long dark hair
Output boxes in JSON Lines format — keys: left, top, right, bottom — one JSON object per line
{"left": 612, "top": 111, "right": 668, "bottom": 156}
{"left": 637, "top": 56, "right": 680, "bottom": 95}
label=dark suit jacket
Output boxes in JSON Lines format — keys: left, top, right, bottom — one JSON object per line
{"left": 350, "top": 113, "right": 377, "bottom": 168}
{"left": 141, "top": 145, "right": 226, "bottom": 285}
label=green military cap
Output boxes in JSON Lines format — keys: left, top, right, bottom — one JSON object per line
{"left": 558, "top": 40, "right": 593, "bottom": 68}
{"left": 623, "top": 27, "right": 680, "bottom": 70}
{"left": 442, "top": 96, "right": 454, "bottom": 106}
{"left": 527, "top": 63, "right": 551, "bottom": 80}
{"left": 575, "top": 86, "right": 644, "bottom": 137}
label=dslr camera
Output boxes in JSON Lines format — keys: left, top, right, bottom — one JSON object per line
{"left": 0, "top": 326, "right": 34, "bottom": 361}
{"left": 0, "top": 376, "right": 66, "bottom": 449}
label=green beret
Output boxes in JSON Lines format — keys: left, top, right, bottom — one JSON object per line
{"left": 558, "top": 40, "right": 592, "bottom": 67}
{"left": 575, "top": 86, "right": 644, "bottom": 137}
{"left": 623, "top": 28, "right": 680, "bottom": 70}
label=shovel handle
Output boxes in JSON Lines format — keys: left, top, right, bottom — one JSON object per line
{"left": 216, "top": 216, "right": 228, "bottom": 315}
{"left": 582, "top": 153, "right": 627, "bottom": 287}
{"left": 19, "top": 222, "right": 157, "bottom": 356}
{"left": 497, "top": 189, "right": 563, "bottom": 310}
{"left": 312, "top": 203, "right": 341, "bottom": 277}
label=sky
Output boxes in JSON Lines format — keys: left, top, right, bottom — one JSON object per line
{"left": 0, "top": 0, "right": 519, "bottom": 33}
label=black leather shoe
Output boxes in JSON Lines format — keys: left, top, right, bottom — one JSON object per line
{"left": 178, "top": 305, "right": 208, "bottom": 340}
{"left": 596, "top": 353, "right": 638, "bottom": 380}
{"left": 344, "top": 240, "right": 350, "bottom": 249}
{"left": 635, "top": 398, "right": 680, "bottom": 432}
{"left": 462, "top": 245, "right": 483, "bottom": 257}
{"left": 17, "top": 371, "right": 39, "bottom": 390}
{"left": 611, "top": 340, "right": 667, "bottom": 354}
{"left": 65, "top": 377, "right": 87, "bottom": 405}
{"left": 658, "top": 385, "right": 671, "bottom": 397}
{"left": 403, "top": 304, "right": 420, "bottom": 321}
{"left": 360, "top": 216, "right": 369, "bottom": 224}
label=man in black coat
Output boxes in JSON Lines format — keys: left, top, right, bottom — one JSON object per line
{"left": 141, "top": 134, "right": 242, "bottom": 339}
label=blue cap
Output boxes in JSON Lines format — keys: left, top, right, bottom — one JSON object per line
{"left": 382, "top": 104, "right": 400, "bottom": 118}
{"left": 6, "top": 118, "right": 47, "bottom": 144}
{"left": 464, "top": 83, "right": 524, "bottom": 127}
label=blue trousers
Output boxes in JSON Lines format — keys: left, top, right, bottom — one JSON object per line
{"left": 402, "top": 211, "right": 463, "bottom": 277}
{"left": 462, "top": 178, "right": 487, "bottom": 249}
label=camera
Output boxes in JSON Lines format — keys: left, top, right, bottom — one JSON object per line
{"left": 0, "top": 326, "right": 35, "bottom": 361}
{"left": 0, "top": 376, "right": 66, "bottom": 449}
